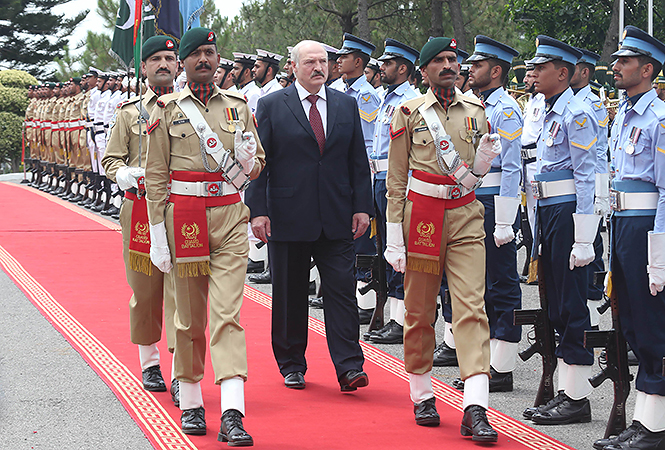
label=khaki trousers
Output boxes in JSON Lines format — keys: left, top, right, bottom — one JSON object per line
{"left": 403, "top": 198, "right": 491, "bottom": 380}
{"left": 120, "top": 199, "right": 176, "bottom": 350}
{"left": 165, "top": 201, "right": 250, "bottom": 385}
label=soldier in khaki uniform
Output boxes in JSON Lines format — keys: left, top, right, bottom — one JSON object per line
{"left": 102, "top": 36, "right": 179, "bottom": 399}
{"left": 145, "top": 28, "right": 264, "bottom": 446}
{"left": 76, "top": 73, "right": 96, "bottom": 203}
{"left": 24, "top": 86, "right": 38, "bottom": 183}
{"left": 385, "top": 37, "right": 501, "bottom": 441}
{"left": 40, "top": 83, "right": 57, "bottom": 190}
{"left": 64, "top": 77, "right": 85, "bottom": 201}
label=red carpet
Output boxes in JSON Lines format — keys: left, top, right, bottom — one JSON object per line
{"left": 0, "top": 181, "right": 572, "bottom": 450}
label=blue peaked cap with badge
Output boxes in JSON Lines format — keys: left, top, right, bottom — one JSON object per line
{"left": 467, "top": 36, "right": 519, "bottom": 64}
{"left": 337, "top": 33, "right": 376, "bottom": 56}
{"left": 378, "top": 38, "right": 419, "bottom": 64}
{"left": 577, "top": 48, "right": 600, "bottom": 66}
{"left": 457, "top": 49, "right": 469, "bottom": 65}
{"left": 527, "top": 35, "right": 583, "bottom": 66}
{"left": 612, "top": 25, "right": 665, "bottom": 65}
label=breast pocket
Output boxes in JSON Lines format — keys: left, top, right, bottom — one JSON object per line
{"left": 628, "top": 135, "right": 652, "bottom": 174}
{"left": 412, "top": 129, "right": 433, "bottom": 149}
{"left": 168, "top": 123, "right": 198, "bottom": 153}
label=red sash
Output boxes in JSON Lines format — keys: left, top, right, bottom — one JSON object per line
{"left": 169, "top": 171, "right": 241, "bottom": 278}
{"left": 406, "top": 170, "right": 475, "bottom": 275}
{"left": 125, "top": 190, "right": 152, "bottom": 276}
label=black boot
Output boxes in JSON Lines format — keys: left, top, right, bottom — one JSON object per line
{"left": 530, "top": 392, "right": 591, "bottom": 425}
{"left": 70, "top": 169, "right": 85, "bottom": 202}
{"left": 141, "top": 365, "right": 166, "bottom": 392}
{"left": 433, "top": 341, "right": 458, "bottom": 367}
{"left": 594, "top": 421, "right": 643, "bottom": 450}
{"left": 368, "top": 319, "right": 403, "bottom": 344}
{"left": 461, "top": 405, "right": 498, "bottom": 442}
{"left": 218, "top": 409, "right": 254, "bottom": 446}
{"left": 248, "top": 266, "right": 271, "bottom": 284}
{"left": 605, "top": 422, "right": 665, "bottom": 450}
{"left": 181, "top": 406, "right": 206, "bottom": 435}
{"left": 414, "top": 397, "right": 440, "bottom": 426}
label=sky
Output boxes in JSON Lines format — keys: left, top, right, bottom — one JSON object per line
{"left": 53, "top": 0, "right": 245, "bottom": 54}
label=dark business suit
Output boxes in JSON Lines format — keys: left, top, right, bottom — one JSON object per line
{"left": 245, "top": 83, "right": 373, "bottom": 379}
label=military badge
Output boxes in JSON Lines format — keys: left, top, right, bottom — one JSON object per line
{"left": 465, "top": 116, "right": 478, "bottom": 143}
{"left": 146, "top": 119, "right": 160, "bottom": 134}
{"left": 401, "top": 105, "right": 411, "bottom": 115}
{"left": 546, "top": 121, "right": 560, "bottom": 147}
{"left": 626, "top": 127, "right": 641, "bottom": 155}
{"left": 156, "top": 100, "right": 165, "bottom": 108}
{"left": 225, "top": 107, "right": 239, "bottom": 132}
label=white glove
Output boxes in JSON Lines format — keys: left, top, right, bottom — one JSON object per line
{"left": 473, "top": 133, "right": 502, "bottom": 176}
{"left": 384, "top": 222, "right": 406, "bottom": 273}
{"left": 234, "top": 129, "right": 256, "bottom": 174}
{"left": 493, "top": 196, "right": 520, "bottom": 247}
{"left": 593, "top": 172, "right": 610, "bottom": 217}
{"left": 569, "top": 213, "right": 601, "bottom": 270}
{"left": 149, "top": 222, "right": 172, "bottom": 273}
{"left": 647, "top": 231, "right": 665, "bottom": 296}
{"left": 115, "top": 166, "right": 145, "bottom": 191}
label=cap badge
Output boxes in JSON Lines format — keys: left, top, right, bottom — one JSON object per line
{"left": 450, "top": 39, "right": 457, "bottom": 49}
{"left": 166, "top": 40, "right": 174, "bottom": 49}
{"left": 208, "top": 32, "right": 215, "bottom": 41}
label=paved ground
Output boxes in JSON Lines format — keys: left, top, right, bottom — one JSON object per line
{"left": 0, "top": 173, "right": 635, "bottom": 450}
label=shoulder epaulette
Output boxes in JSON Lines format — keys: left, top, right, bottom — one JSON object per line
{"left": 459, "top": 93, "right": 484, "bottom": 108}
{"left": 223, "top": 90, "right": 248, "bottom": 103}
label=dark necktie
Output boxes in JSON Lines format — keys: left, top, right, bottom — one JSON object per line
{"left": 307, "top": 94, "right": 325, "bottom": 154}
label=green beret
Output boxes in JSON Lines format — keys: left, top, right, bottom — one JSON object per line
{"left": 179, "top": 27, "right": 216, "bottom": 60}
{"left": 142, "top": 35, "right": 178, "bottom": 61}
{"left": 45, "top": 82, "right": 56, "bottom": 89}
{"left": 419, "top": 37, "right": 459, "bottom": 68}
{"left": 70, "top": 77, "right": 82, "bottom": 85}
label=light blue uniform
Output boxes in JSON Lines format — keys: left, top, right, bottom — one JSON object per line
{"left": 370, "top": 81, "right": 419, "bottom": 180}
{"left": 575, "top": 85, "right": 609, "bottom": 174}
{"left": 536, "top": 87, "right": 598, "bottom": 214}
{"left": 346, "top": 76, "right": 381, "bottom": 157}
{"left": 484, "top": 87, "right": 523, "bottom": 197}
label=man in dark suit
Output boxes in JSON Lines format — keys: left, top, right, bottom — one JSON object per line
{"left": 246, "top": 40, "right": 373, "bottom": 392}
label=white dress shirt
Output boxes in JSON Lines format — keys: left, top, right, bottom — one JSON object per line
{"left": 294, "top": 80, "right": 327, "bottom": 137}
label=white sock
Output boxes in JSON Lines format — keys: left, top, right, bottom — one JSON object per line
{"left": 357, "top": 281, "right": 376, "bottom": 310}
{"left": 138, "top": 344, "right": 160, "bottom": 371}
{"left": 641, "top": 393, "right": 665, "bottom": 432}
{"left": 221, "top": 376, "right": 245, "bottom": 416}
{"left": 409, "top": 371, "right": 433, "bottom": 404}
{"left": 557, "top": 359, "right": 568, "bottom": 393}
{"left": 171, "top": 356, "right": 177, "bottom": 382}
{"left": 179, "top": 381, "right": 203, "bottom": 410}
{"left": 634, "top": 390, "right": 647, "bottom": 424}
{"left": 391, "top": 298, "right": 405, "bottom": 326}
{"left": 490, "top": 340, "right": 519, "bottom": 373}
{"left": 443, "top": 322, "right": 456, "bottom": 349}
{"left": 463, "top": 373, "right": 489, "bottom": 410}
{"left": 564, "top": 364, "right": 593, "bottom": 400}
{"left": 587, "top": 299, "right": 603, "bottom": 327}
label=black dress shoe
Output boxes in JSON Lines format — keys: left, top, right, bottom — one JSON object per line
{"left": 284, "top": 372, "right": 305, "bottom": 389}
{"left": 531, "top": 393, "right": 591, "bottom": 425}
{"left": 339, "top": 370, "right": 369, "bottom": 392}
{"left": 461, "top": 405, "right": 498, "bottom": 442}
{"left": 414, "top": 397, "right": 440, "bottom": 426}
{"left": 142, "top": 365, "right": 167, "bottom": 392}
{"left": 593, "top": 421, "right": 642, "bottom": 450}
{"left": 246, "top": 259, "right": 264, "bottom": 273}
{"left": 488, "top": 367, "right": 513, "bottom": 392}
{"left": 170, "top": 379, "right": 180, "bottom": 407}
{"left": 523, "top": 391, "right": 566, "bottom": 419}
{"left": 181, "top": 406, "right": 206, "bottom": 435}
{"left": 102, "top": 205, "right": 119, "bottom": 216}
{"left": 369, "top": 320, "right": 403, "bottom": 344}
{"left": 433, "top": 341, "right": 458, "bottom": 367}
{"left": 248, "top": 267, "right": 270, "bottom": 284}
{"left": 218, "top": 409, "right": 253, "bottom": 447}
{"left": 605, "top": 423, "right": 665, "bottom": 450}
{"left": 308, "top": 297, "right": 324, "bottom": 309}
{"left": 358, "top": 307, "right": 373, "bottom": 325}
{"left": 364, "top": 320, "right": 392, "bottom": 340}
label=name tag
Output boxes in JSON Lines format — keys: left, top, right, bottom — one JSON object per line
{"left": 173, "top": 118, "right": 190, "bottom": 125}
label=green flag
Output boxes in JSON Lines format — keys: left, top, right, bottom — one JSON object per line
{"left": 110, "top": 0, "right": 137, "bottom": 69}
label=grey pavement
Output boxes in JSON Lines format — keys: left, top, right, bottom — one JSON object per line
{"left": 1, "top": 174, "right": 636, "bottom": 450}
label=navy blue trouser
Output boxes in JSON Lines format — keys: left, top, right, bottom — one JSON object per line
{"left": 538, "top": 201, "right": 594, "bottom": 365}
{"left": 612, "top": 215, "right": 665, "bottom": 395}
{"left": 478, "top": 194, "right": 522, "bottom": 342}
{"left": 374, "top": 177, "right": 404, "bottom": 299}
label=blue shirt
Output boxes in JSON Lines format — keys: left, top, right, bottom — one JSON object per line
{"left": 536, "top": 87, "right": 598, "bottom": 214}
{"left": 345, "top": 76, "right": 381, "bottom": 157}
{"left": 574, "top": 85, "right": 609, "bottom": 174}
{"left": 371, "top": 80, "right": 419, "bottom": 180}
{"left": 484, "top": 87, "right": 523, "bottom": 197}
{"left": 610, "top": 88, "right": 665, "bottom": 232}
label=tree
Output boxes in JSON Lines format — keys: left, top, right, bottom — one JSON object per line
{"left": 0, "top": 0, "right": 88, "bottom": 79}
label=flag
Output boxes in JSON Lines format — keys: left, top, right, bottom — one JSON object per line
{"left": 110, "top": 0, "right": 138, "bottom": 69}
{"left": 148, "top": 0, "right": 181, "bottom": 42}
{"left": 180, "top": 0, "right": 204, "bottom": 31}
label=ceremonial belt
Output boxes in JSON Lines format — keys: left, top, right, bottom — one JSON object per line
{"left": 369, "top": 158, "right": 388, "bottom": 174}
{"left": 611, "top": 179, "right": 659, "bottom": 217}
{"left": 25, "top": 121, "right": 35, "bottom": 128}
{"left": 170, "top": 179, "right": 237, "bottom": 198}
{"left": 532, "top": 170, "right": 576, "bottom": 206}
{"left": 418, "top": 103, "right": 482, "bottom": 191}
{"left": 475, "top": 168, "right": 502, "bottom": 196}
{"left": 521, "top": 142, "right": 537, "bottom": 163}
{"left": 407, "top": 175, "right": 475, "bottom": 201}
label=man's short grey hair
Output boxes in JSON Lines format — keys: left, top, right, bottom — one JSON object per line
{"left": 291, "top": 40, "right": 326, "bottom": 67}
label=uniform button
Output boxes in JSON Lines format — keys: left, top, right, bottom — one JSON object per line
{"left": 423, "top": 140, "right": 426, "bottom": 144}
{"left": 545, "top": 119, "right": 548, "bottom": 123}
{"left": 143, "top": 131, "right": 146, "bottom": 134}
{"left": 181, "top": 133, "right": 185, "bottom": 137}
{"left": 205, "top": 108, "right": 209, "bottom": 112}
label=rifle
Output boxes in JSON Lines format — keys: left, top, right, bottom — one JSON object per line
{"left": 356, "top": 217, "right": 388, "bottom": 333}
{"left": 584, "top": 272, "right": 632, "bottom": 439}
{"left": 513, "top": 258, "right": 557, "bottom": 407}
{"left": 517, "top": 200, "right": 534, "bottom": 277}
